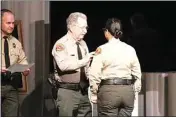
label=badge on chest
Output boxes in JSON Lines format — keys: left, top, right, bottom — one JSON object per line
{"left": 13, "top": 43, "right": 16, "bottom": 48}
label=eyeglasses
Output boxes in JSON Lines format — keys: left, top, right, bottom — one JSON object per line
{"left": 75, "top": 25, "right": 89, "bottom": 30}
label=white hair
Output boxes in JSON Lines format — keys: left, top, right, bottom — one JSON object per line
{"left": 66, "top": 12, "right": 87, "bottom": 30}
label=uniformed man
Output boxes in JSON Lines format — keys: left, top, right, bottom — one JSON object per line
{"left": 88, "top": 18, "right": 142, "bottom": 117}
{"left": 1, "top": 9, "right": 30, "bottom": 116}
{"left": 52, "top": 12, "right": 93, "bottom": 117}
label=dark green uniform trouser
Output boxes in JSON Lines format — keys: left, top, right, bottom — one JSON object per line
{"left": 1, "top": 85, "right": 19, "bottom": 117}
{"left": 97, "top": 85, "right": 135, "bottom": 117}
{"left": 56, "top": 88, "right": 92, "bottom": 117}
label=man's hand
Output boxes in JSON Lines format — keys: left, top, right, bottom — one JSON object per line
{"left": 89, "top": 90, "right": 98, "bottom": 104}
{"left": 133, "top": 79, "right": 141, "bottom": 93}
{"left": 1, "top": 68, "right": 8, "bottom": 73}
{"left": 23, "top": 69, "right": 30, "bottom": 76}
{"left": 83, "top": 52, "right": 95, "bottom": 65}
{"left": 87, "top": 52, "right": 95, "bottom": 64}
{"left": 90, "top": 94, "right": 97, "bottom": 104}
{"left": 89, "top": 51, "right": 95, "bottom": 57}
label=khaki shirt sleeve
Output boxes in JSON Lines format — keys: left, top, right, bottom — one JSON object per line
{"left": 89, "top": 47, "right": 103, "bottom": 95}
{"left": 52, "top": 43, "right": 88, "bottom": 72}
{"left": 17, "top": 43, "right": 28, "bottom": 64}
{"left": 131, "top": 48, "right": 142, "bottom": 92}
{"left": 84, "top": 43, "right": 90, "bottom": 77}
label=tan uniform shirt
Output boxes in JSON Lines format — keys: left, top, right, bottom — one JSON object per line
{"left": 1, "top": 35, "right": 28, "bottom": 69}
{"left": 52, "top": 33, "right": 90, "bottom": 83}
{"left": 89, "top": 37, "right": 142, "bottom": 94}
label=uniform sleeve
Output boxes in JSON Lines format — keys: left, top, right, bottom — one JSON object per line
{"left": 89, "top": 47, "right": 103, "bottom": 95}
{"left": 84, "top": 43, "right": 91, "bottom": 77}
{"left": 131, "top": 48, "right": 142, "bottom": 92}
{"left": 52, "top": 43, "right": 89, "bottom": 72}
{"left": 18, "top": 43, "right": 28, "bottom": 64}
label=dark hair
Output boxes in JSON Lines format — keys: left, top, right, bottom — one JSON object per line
{"left": 1, "top": 9, "right": 13, "bottom": 18}
{"left": 104, "top": 18, "right": 123, "bottom": 39}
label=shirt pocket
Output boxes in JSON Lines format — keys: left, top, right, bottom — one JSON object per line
{"left": 69, "top": 52, "right": 77, "bottom": 60}
{"left": 70, "top": 53, "right": 76, "bottom": 57}
{"left": 67, "top": 49, "right": 77, "bottom": 59}
{"left": 10, "top": 49, "right": 19, "bottom": 63}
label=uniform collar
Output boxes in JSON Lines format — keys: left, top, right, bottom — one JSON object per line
{"left": 66, "top": 32, "right": 84, "bottom": 46}
{"left": 1, "top": 35, "right": 13, "bottom": 40}
{"left": 108, "top": 37, "right": 120, "bottom": 43}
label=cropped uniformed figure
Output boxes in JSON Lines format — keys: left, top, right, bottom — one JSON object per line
{"left": 128, "top": 13, "right": 161, "bottom": 72}
{"left": 128, "top": 13, "right": 161, "bottom": 116}
{"left": 89, "top": 18, "right": 142, "bottom": 117}
{"left": 1, "top": 9, "right": 30, "bottom": 116}
{"left": 52, "top": 12, "right": 93, "bottom": 117}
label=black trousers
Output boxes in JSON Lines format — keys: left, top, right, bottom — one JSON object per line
{"left": 97, "top": 85, "right": 135, "bottom": 117}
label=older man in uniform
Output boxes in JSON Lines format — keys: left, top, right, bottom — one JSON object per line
{"left": 1, "top": 9, "right": 30, "bottom": 116}
{"left": 52, "top": 12, "right": 93, "bottom": 117}
{"left": 89, "top": 18, "right": 142, "bottom": 117}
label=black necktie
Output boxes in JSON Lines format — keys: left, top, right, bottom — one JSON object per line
{"left": 4, "top": 36, "right": 10, "bottom": 68}
{"left": 76, "top": 42, "right": 89, "bottom": 91}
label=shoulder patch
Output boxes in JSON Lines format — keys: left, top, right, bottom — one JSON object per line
{"left": 95, "top": 47, "right": 101, "bottom": 55}
{"left": 56, "top": 43, "right": 64, "bottom": 51}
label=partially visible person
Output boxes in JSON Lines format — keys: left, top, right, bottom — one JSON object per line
{"left": 52, "top": 12, "right": 93, "bottom": 117}
{"left": 128, "top": 13, "right": 161, "bottom": 72}
{"left": 128, "top": 13, "right": 161, "bottom": 116}
{"left": 88, "top": 18, "right": 142, "bottom": 117}
{"left": 1, "top": 9, "right": 30, "bottom": 116}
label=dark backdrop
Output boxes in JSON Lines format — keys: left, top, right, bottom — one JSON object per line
{"left": 50, "top": 1, "right": 176, "bottom": 72}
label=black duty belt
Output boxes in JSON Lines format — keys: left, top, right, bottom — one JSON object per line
{"left": 100, "top": 77, "right": 133, "bottom": 86}
{"left": 1, "top": 72, "right": 11, "bottom": 85}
